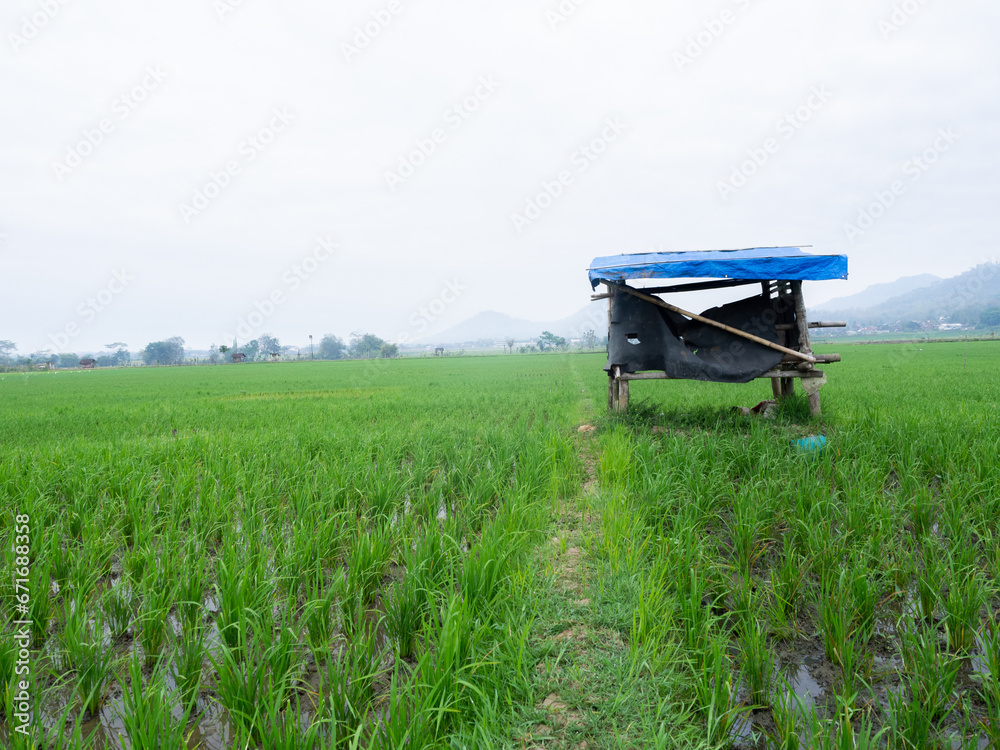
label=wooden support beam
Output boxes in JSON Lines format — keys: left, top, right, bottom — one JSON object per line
{"left": 616, "top": 369, "right": 825, "bottom": 381}
{"left": 629, "top": 278, "right": 764, "bottom": 295}
{"left": 614, "top": 284, "right": 817, "bottom": 363}
{"left": 776, "top": 321, "right": 847, "bottom": 330}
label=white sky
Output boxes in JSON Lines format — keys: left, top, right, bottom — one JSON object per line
{"left": 2, "top": 0, "right": 998, "bottom": 354}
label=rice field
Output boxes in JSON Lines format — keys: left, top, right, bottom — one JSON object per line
{"left": 1, "top": 341, "right": 999, "bottom": 748}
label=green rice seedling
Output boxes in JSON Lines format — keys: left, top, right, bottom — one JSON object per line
{"left": 257, "top": 693, "right": 328, "bottom": 750}
{"left": 262, "top": 611, "right": 302, "bottom": 700}
{"left": 210, "top": 633, "right": 275, "bottom": 740}
{"left": 176, "top": 548, "right": 206, "bottom": 635}
{"left": 977, "top": 614, "right": 1000, "bottom": 744}
{"left": 917, "top": 544, "right": 942, "bottom": 624}
{"left": 412, "top": 597, "right": 487, "bottom": 741}
{"left": 171, "top": 626, "right": 205, "bottom": 711}
{"left": 101, "top": 582, "right": 133, "bottom": 638}
{"left": 346, "top": 522, "right": 394, "bottom": 606}
{"left": 771, "top": 536, "right": 806, "bottom": 623}
{"left": 816, "top": 572, "right": 852, "bottom": 667}
{"left": 832, "top": 635, "right": 871, "bottom": 716}
{"left": 459, "top": 518, "right": 519, "bottom": 616}
{"left": 49, "top": 533, "right": 73, "bottom": 592}
{"left": 900, "top": 625, "right": 960, "bottom": 722}
{"left": 137, "top": 567, "right": 176, "bottom": 667}
{"left": 28, "top": 564, "right": 54, "bottom": 646}
{"left": 411, "top": 523, "right": 456, "bottom": 596}
{"left": 848, "top": 555, "right": 880, "bottom": 643}
{"left": 74, "top": 615, "right": 117, "bottom": 716}
{"left": 727, "top": 498, "right": 766, "bottom": 574}
{"left": 739, "top": 618, "right": 775, "bottom": 708}
{"left": 942, "top": 561, "right": 987, "bottom": 653}
{"left": 118, "top": 651, "right": 194, "bottom": 747}
{"left": 57, "top": 593, "right": 90, "bottom": 673}
{"left": 630, "top": 566, "right": 675, "bottom": 658}
{"left": 302, "top": 578, "right": 338, "bottom": 654}
{"left": 769, "top": 683, "right": 806, "bottom": 750}
{"left": 910, "top": 486, "right": 937, "bottom": 539}
{"left": 385, "top": 568, "right": 424, "bottom": 660}
{"left": 885, "top": 684, "right": 932, "bottom": 750}
{"left": 598, "top": 426, "right": 635, "bottom": 490}
{"left": 677, "top": 566, "right": 713, "bottom": 661}
{"left": 121, "top": 543, "right": 152, "bottom": 587}
{"left": 818, "top": 710, "right": 883, "bottom": 750}
{"left": 370, "top": 672, "right": 417, "bottom": 750}
{"left": 0, "top": 630, "right": 17, "bottom": 707}
{"left": 693, "top": 635, "right": 743, "bottom": 745}
{"left": 319, "top": 626, "right": 382, "bottom": 746}
{"left": 214, "top": 550, "right": 275, "bottom": 659}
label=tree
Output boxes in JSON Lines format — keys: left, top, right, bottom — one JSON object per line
{"left": 537, "top": 331, "right": 567, "bottom": 351}
{"left": 378, "top": 342, "right": 399, "bottom": 359}
{"left": 105, "top": 342, "right": 130, "bottom": 366}
{"left": 980, "top": 308, "right": 1000, "bottom": 328}
{"left": 505, "top": 337, "right": 515, "bottom": 354}
{"left": 142, "top": 337, "right": 184, "bottom": 366}
{"left": 219, "top": 345, "right": 230, "bottom": 354}
{"left": 318, "top": 334, "right": 346, "bottom": 360}
{"left": 582, "top": 329, "right": 597, "bottom": 351}
{"left": 57, "top": 353, "right": 80, "bottom": 368}
{"left": 0, "top": 340, "right": 17, "bottom": 364}
{"left": 243, "top": 339, "right": 261, "bottom": 362}
{"left": 257, "top": 333, "right": 281, "bottom": 360}
{"left": 350, "top": 332, "right": 390, "bottom": 360}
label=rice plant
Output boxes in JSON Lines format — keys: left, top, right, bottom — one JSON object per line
{"left": 899, "top": 625, "right": 960, "bottom": 722}
{"left": 73, "top": 614, "right": 117, "bottom": 715}
{"left": 942, "top": 560, "right": 987, "bottom": 653}
{"left": 319, "top": 625, "right": 383, "bottom": 746}
{"left": 739, "top": 617, "right": 775, "bottom": 708}
{"left": 693, "top": 635, "right": 743, "bottom": 745}
{"left": 28, "top": 564, "right": 54, "bottom": 646}
{"left": 385, "top": 567, "right": 424, "bottom": 660}
{"left": 137, "top": 565, "right": 176, "bottom": 667}
{"left": 118, "top": 651, "right": 194, "bottom": 747}
{"left": 171, "top": 626, "right": 205, "bottom": 710}
{"left": 101, "top": 582, "right": 133, "bottom": 638}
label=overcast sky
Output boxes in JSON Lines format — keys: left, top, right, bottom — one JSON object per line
{"left": 2, "top": 0, "right": 998, "bottom": 354}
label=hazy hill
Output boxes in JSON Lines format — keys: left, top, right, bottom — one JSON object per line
{"left": 810, "top": 263, "right": 1000, "bottom": 328}
{"left": 813, "top": 274, "right": 941, "bottom": 311}
{"left": 419, "top": 302, "right": 608, "bottom": 345}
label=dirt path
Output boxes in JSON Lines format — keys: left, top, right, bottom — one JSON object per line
{"left": 519, "top": 425, "right": 632, "bottom": 750}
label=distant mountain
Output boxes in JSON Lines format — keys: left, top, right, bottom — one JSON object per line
{"left": 810, "top": 263, "right": 1000, "bottom": 328}
{"left": 813, "top": 274, "right": 941, "bottom": 312}
{"left": 418, "top": 302, "right": 608, "bottom": 345}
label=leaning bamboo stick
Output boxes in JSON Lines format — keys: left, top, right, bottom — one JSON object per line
{"left": 614, "top": 284, "right": 817, "bottom": 364}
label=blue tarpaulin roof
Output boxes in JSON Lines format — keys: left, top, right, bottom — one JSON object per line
{"left": 588, "top": 247, "right": 848, "bottom": 289}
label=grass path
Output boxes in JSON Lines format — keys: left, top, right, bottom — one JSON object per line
{"left": 512, "top": 367, "right": 709, "bottom": 750}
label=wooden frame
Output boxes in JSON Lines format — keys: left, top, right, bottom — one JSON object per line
{"left": 600, "top": 279, "right": 844, "bottom": 417}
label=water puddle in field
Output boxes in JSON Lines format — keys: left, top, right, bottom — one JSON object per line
{"left": 784, "top": 659, "right": 825, "bottom": 707}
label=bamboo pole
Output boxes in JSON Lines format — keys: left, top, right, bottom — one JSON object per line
{"left": 614, "top": 284, "right": 817, "bottom": 364}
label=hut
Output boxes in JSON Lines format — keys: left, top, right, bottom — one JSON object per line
{"left": 79, "top": 358, "right": 97, "bottom": 369}
{"left": 232, "top": 352, "right": 246, "bottom": 363}
{"left": 588, "top": 247, "right": 847, "bottom": 417}
{"left": 37, "top": 361, "right": 54, "bottom": 371}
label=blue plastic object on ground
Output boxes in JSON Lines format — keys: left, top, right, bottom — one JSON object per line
{"left": 792, "top": 435, "right": 827, "bottom": 454}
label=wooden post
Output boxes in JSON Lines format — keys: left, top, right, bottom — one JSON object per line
{"left": 807, "top": 391, "right": 822, "bottom": 417}
{"left": 791, "top": 281, "right": 823, "bottom": 417}
{"left": 619, "top": 375, "right": 629, "bottom": 411}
